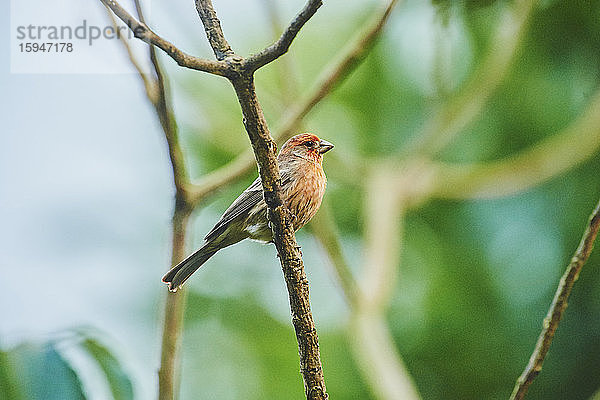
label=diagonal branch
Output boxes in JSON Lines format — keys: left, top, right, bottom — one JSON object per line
{"left": 261, "top": 0, "right": 302, "bottom": 107}
{"left": 231, "top": 72, "right": 329, "bottom": 400}
{"left": 99, "top": 0, "right": 228, "bottom": 75}
{"left": 245, "top": 0, "right": 323, "bottom": 71}
{"left": 510, "top": 198, "right": 600, "bottom": 400}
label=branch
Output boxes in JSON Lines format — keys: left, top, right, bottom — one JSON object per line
{"left": 159, "top": 208, "right": 191, "bottom": 400}
{"left": 350, "top": 167, "right": 421, "bottom": 400}
{"left": 107, "top": 1, "right": 193, "bottom": 398}
{"left": 148, "top": 46, "right": 189, "bottom": 195}
{"left": 99, "top": 0, "right": 228, "bottom": 75}
{"left": 230, "top": 75, "right": 328, "bottom": 399}
{"left": 510, "top": 198, "right": 600, "bottom": 400}
{"left": 245, "top": 0, "right": 323, "bottom": 71}
{"left": 286, "top": 0, "right": 397, "bottom": 117}
{"left": 187, "top": 0, "right": 399, "bottom": 206}
{"left": 194, "top": 0, "right": 235, "bottom": 60}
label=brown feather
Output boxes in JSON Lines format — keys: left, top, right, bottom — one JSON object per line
{"left": 162, "top": 132, "right": 332, "bottom": 291}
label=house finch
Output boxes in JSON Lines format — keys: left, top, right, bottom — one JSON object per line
{"left": 162, "top": 133, "right": 334, "bottom": 292}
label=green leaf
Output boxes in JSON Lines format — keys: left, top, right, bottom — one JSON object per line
{"left": 79, "top": 338, "right": 133, "bottom": 400}
{"left": 2, "top": 342, "right": 85, "bottom": 400}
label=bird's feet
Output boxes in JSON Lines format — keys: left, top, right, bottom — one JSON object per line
{"left": 288, "top": 211, "right": 298, "bottom": 225}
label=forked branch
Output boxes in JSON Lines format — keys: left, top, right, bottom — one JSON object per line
{"left": 99, "top": 0, "right": 228, "bottom": 75}
{"left": 187, "top": 0, "right": 399, "bottom": 206}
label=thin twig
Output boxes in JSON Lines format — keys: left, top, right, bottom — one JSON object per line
{"left": 187, "top": 0, "right": 400, "bottom": 206}
{"left": 103, "top": 5, "right": 155, "bottom": 100}
{"left": 148, "top": 48, "right": 188, "bottom": 194}
{"left": 99, "top": 0, "right": 228, "bottom": 75}
{"left": 109, "top": 1, "right": 193, "bottom": 398}
{"left": 287, "top": 0, "right": 398, "bottom": 120}
{"left": 159, "top": 209, "right": 191, "bottom": 400}
{"left": 510, "top": 199, "right": 600, "bottom": 400}
{"left": 245, "top": 0, "right": 323, "bottom": 72}
{"left": 135, "top": 3, "right": 192, "bottom": 399}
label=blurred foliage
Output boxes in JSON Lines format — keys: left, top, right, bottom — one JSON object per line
{"left": 0, "top": 331, "right": 133, "bottom": 400}
{"left": 79, "top": 335, "right": 134, "bottom": 400}
{"left": 0, "top": 342, "right": 85, "bottom": 400}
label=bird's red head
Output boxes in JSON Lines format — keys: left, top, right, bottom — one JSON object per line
{"left": 279, "top": 133, "right": 334, "bottom": 163}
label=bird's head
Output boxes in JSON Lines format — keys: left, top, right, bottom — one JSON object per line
{"left": 279, "top": 133, "right": 334, "bottom": 163}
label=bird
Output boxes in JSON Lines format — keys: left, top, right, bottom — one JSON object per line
{"left": 162, "top": 133, "right": 334, "bottom": 292}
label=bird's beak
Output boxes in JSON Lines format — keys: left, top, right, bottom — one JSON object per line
{"left": 319, "top": 139, "right": 334, "bottom": 154}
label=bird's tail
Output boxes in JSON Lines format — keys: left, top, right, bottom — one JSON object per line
{"left": 162, "top": 244, "right": 218, "bottom": 292}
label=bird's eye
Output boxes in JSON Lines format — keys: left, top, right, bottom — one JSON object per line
{"left": 304, "top": 141, "right": 316, "bottom": 148}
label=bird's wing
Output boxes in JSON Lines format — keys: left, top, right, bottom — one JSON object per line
{"left": 204, "top": 177, "right": 263, "bottom": 242}
{"left": 203, "top": 169, "right": 294, "bottom": 243}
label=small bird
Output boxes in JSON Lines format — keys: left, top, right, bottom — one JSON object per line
{"left": 162, "top": 133, "right": 334, "bottom": 292}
